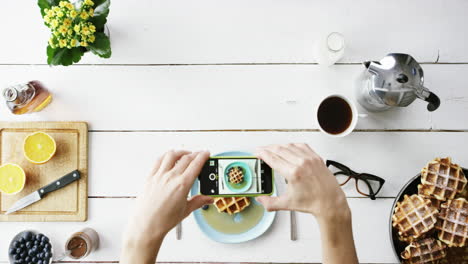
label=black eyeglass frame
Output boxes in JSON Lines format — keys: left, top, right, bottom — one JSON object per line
{"left": 326, "top": 160, "right": 385, "bottom": 200}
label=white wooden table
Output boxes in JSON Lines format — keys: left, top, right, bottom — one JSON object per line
{"left": 1, "top": 0, "right": 468, "bottom": 263}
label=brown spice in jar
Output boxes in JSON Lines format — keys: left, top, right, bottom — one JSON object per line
{"left": 67, "top": 237, "right": 88, "bottom": 258}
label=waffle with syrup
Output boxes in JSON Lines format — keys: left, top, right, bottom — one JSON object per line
{"left": 401, "top": 237, "right": 447, "bottom": 264}
{"left": 436, "top": 198, "right": 468, "bottom": 247}
{"left": 392, "top": 194, "right": 439, "bottom": 240}
{"left": 418, "top": 157, "right": 467, "bottom": 201}
{"left": 228, "top": 166, "right": 244, "bottom": 184}
{"left": 213, "top": 196, "right": 250, "bottom": 215}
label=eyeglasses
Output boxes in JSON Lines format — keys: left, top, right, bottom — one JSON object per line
{"left": 326, "top": 160, "right": 385, "bottom": 200}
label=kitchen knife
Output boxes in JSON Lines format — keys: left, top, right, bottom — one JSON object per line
{"left": 5, "top": 170, "right": 81, "bottom": 215}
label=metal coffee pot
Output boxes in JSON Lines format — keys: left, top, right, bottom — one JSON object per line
{"left": 355, "top": 53, "right": 440, "bottom": 112}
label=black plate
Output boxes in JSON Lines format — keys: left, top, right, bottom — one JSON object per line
{"left": 389, "top": 168, "right": 468, "bottom": 262}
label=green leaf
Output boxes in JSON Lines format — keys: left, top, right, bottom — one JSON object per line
{"left": 87, "top": 32, "right": 111, "bottom": 58}
{"left": 47, "top": 45, "right": 85, "bottom": 66}
{"left": 37, "top": 0, "right": 60, "bottom": 16}
{"left": 89, "top": 0, "right": 110, "bottom": 32}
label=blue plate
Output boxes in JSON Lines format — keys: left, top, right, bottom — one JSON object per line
{"left": 224, "top": 161, "right": 253, "bottom": 193}
{"left": 191, "top": 151, "right": 277, "bottom": 243}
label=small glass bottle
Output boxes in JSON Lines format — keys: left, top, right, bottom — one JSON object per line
{"left": 65, "top": 228, "right": 99, "bottom": 259}
{"left": 3, "top": 81, "right": 53, "bottom": 115}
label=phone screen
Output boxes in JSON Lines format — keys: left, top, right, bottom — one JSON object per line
{"left": 198, "top": 157, "right": 273, "bottom": 196}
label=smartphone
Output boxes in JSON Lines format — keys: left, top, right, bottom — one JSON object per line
{"left": 198, "top": 156, "right": 274, "bottom": 197}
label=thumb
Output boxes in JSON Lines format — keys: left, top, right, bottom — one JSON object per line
{"left": 185, "top": 195, "right": 214, "bottom": 216}
{"left": 256, "top": 196, "right": 288, "bottom": 212}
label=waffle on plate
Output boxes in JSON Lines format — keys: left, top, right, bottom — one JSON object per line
{"left": 418, "top": 157, "right": 467, "bottom": 201}
{"left": 392, "top": 194, "right": 439, "bottom": 240}
{"left": 213, "top": 197, "right": 250, "bottom": 215}
{"left": 436, "top": 198, "right": 468, "bottom": 247}
{"left": 228, "top": 166, "right": 244, "bottom": 184}
{"left": 401, "top": 237, "right": 447, "bottom": 264}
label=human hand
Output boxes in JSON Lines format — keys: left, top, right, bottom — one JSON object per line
{"left": 255, "top": 143, "right": 350, "bottom": 222}
{"left": 124, "top": 150, "right": 213, "bottom": 245}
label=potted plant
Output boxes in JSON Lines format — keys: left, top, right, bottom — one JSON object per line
{"left": 38, "top": 0, "right": 111, "bottom": 66}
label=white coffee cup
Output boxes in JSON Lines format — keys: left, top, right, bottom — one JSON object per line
{"left": 316, "top": 94, "right": 366, "bottom": 137}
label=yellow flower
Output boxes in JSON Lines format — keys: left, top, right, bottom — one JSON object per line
{"left": 48, "top": 37, "right": 55, "bottom": 46}
{"left": 80, "top": 11, "right": 89, "bottom": 19}
{"left": 88, "top": 35, "right": 95, "bottom": 43}
{"left": 74, "top": 24, "right": 80, "bottom": 33}
{"left": 53, "top": 6, "right": 60, "bottom": 12}
{"left": 67, "top": 29, "right": 73, "bottom": 35}
{"left": 46, "top": 9, "right": 55, "bottom": 17}
{"left": 84, "top": 0, "right": 94, "bottom": 6}
{"left": 51, "top": 19, "right": 59, "bottom": 28}
{"left": 88, "top": 8, "right": 94, "bottom": 17}
{"left": 63, "top": 18, "right": 72, "bottom": 27}
{"left": 81, "top": 26, "right": 91, "bottom": 35}
{"left": 59, "top": 39, "right": 67, "bottom": 48}
{"left": 80, "top": 41, "right": 88, "bottom": 47}
{"left": 66, "top": 3, "right": 74, "bottom": 10}
{"left": 69, "top": 10, "right": 77, "bottom": 18}
{"left": 58, "top": 25, "right": 68, "bottom": 35}
{"left": 70, "top": 39, "right": 77, "bottom": 47}
{"left": 57, "top": 11, "right": 64, "bottom": 17}
{"left": 53, "top": 31, "right": 60, "bottom": 36}
{"left": 44, "top": 15, "right": 51, "bottom": 24}
{"left": 59, "top": 1, "right": 67, "bottom": 7}
{"left": 89, "top": 24, "right": 96, "bottom": 33}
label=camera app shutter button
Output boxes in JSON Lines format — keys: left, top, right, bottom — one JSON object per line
{"left": 209, "top": 173, "right": 216, "bottom": 181}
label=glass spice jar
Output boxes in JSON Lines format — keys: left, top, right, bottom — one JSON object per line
{"left": 3, "top": 80, "right": 53, "bottom": 115}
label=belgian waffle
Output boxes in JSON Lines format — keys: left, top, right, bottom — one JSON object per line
{"left": 436, "top": 198, "right": 468, "bottom": 247}
{"left": 392, "top": 194, "right": 439, "bottom": 239}
{"left": 401, "top": 238, "right": 447, "bottom": 264}
{"left": 213, "top": 197, "right": 250, "bottom": 215}
{"left": 228, "top": 166, "right": 244, "bottom": 184}
{"left": 418, "top": 157, "right": 467, "bottom": 201}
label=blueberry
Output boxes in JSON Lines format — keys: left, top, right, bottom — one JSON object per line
{"left": 37, "top": 252, "right": 43, "bottom": 258}
{"left": 9, "top": 247, "right": 16, "bottom": 255}
{"left": 41, "top": 236, "right": 49, "bottom": 243}
{"left": 31, "top": 257, "right": 37, "bottom": 262}
{"left": 16, "top": 247, "right": 22, "bottom": 254}
{"left": 13, "top": 241, "right": 20, "bottom": 248}
{"left": 44, "top": 251, "right": 51, "bottom": 258}
{"left": 19, "top": 243, "right": 25, "bottom": 249}
{"left": 28, "top": 249, "right": 34, "bottom": 257}
{"left": 25, "top": 241, "right": 32, "bottom": 249}
{"left": 44, "top": 243, "right": 51, "bottom": 250}
{"left": 37, "top": 261, "right": 43, "bottom": 264}
{"left": 24, "top": 256, "right": 30, "bottom": 262}
{"left": 202, "top": 204, "right": 209, "bottom": 210}
{"left": 34, "top": 240, "right": 39, "bottom": 245}
{"left": 13, "top": 254, "right": 20, "bottom": 260}
{"left": 22, "top": 232, "right": 33, "bottom": 241}
{"left": 20, "top": 251, "right": 27, "bottom": 258}
{"left": 19, "top": 237, "right": 25, "bottom": 244}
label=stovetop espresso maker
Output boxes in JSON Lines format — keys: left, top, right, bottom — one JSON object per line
{"left": 355, "top": 53, "right": 440, "bottom": 112}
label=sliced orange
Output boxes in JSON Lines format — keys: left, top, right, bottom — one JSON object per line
{"left": 0, "top": 163, "right": 26, "bottom": 195}
{"left": 23, "top": 131, "right": 57, "bottom": 164}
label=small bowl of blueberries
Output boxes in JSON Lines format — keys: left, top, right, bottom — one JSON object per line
{"left": 9, "top": 230, "right": 53, "bottom": 264}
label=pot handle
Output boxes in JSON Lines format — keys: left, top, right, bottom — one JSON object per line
{"left": 425, "top": 92, "right": 440, "bottom": 112}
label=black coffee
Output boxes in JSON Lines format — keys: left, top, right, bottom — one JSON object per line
{"left": 317, "top": 96, "right": 353, "bottom": 135}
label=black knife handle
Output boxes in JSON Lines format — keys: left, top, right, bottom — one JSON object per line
{"left": 38, "top": 170, "right": 81, "bottom": 198}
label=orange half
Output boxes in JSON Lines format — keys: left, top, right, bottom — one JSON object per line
{"left": 23, "top": 131, "right": 57, "bottom": 164}
{"left": 0, "top": 163, "right": 26, "bottom": 195}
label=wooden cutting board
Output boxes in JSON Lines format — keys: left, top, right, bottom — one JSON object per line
{"left": 0, "top": 122, "right": 88, "bottom": 222}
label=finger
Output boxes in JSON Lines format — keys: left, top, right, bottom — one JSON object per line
{"left": 185, "top": 195, "right": 214, "bottom": 217}
{"left": 256, "top": 196, "right": 289, "bottom": 212}
{"left": 158, "top": 150, "right": 191, "bottom": 174}
{"left": 172, "top": 152, "right": 198, "bottom": 174}
{"left": 255, "top": 148, "right": 295, "bottom": 178}
{"left": 149, "top": 155, "right": 164, "bottom": 178}
{"left": 293, "top": 143, "right": 318, "bottom": 157}
{"left": 182, "top": 151, "right": 210, "bottom": 183}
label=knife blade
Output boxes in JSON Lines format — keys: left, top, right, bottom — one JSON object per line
{"left": 5, "top": 170, "right": 81, "bottom": 215}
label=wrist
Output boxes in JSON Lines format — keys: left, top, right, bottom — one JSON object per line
{"left": 121, "top": 232, "right": 165, "bottom": 264}
{"left": 316, "top": 195, "right": 351, "bottom": 226}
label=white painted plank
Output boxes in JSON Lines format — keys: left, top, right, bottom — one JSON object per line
{"left": 88, "top": 131, "right": 468, "bottom": 197}
{"left": 0, "top": 198, "right": 397, "bottom": 263}
{"left": 1, "top": 0, "right": 468, "bottom": 64}
{"left": 0, "top": 65, "right": 466, "bottom": 130}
